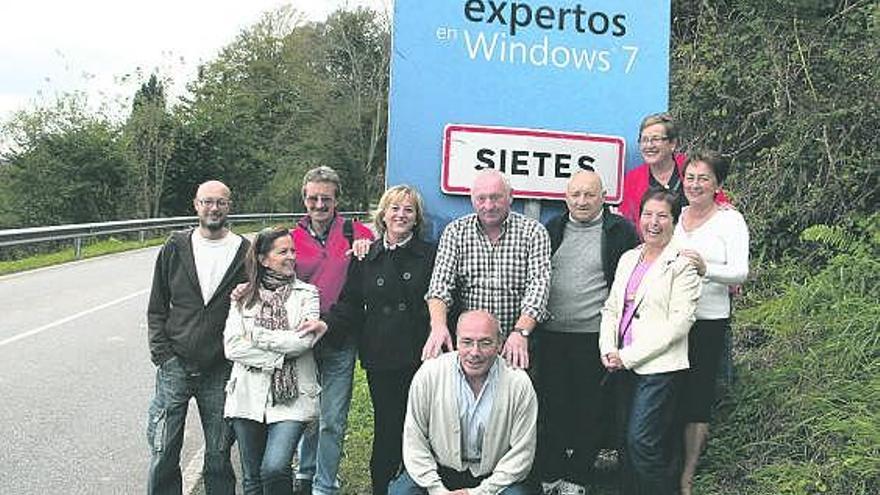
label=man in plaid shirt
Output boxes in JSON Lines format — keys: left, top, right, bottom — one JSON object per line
{"left": 423, "top": 169, "right": 552, "bottom": 369}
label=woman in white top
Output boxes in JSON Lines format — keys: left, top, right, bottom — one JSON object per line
{"left": 674, "top": 151, "right": 750, "bottom": 495}
{"left": 224, "top": 227, "right": 326, "bottom": 495}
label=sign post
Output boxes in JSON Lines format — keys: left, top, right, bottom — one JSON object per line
{"left": 388, "top": 0, "right": 672, "bottom": 238}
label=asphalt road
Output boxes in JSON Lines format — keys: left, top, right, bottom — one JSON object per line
{"left": 0, "top": 247, "right": 209, "bottom": 494}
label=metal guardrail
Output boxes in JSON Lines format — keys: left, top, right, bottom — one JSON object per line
{"left": 0, "top": 212, "right": 369, "bottom": 258}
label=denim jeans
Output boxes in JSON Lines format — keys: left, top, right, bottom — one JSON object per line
{"left": 146, "top": 356, "right": 235, "bottom": 495}
{"left": 232, "top": 418, "right": 307, "bottom": 495}
{"left": 388, "top": 469, "right": 530, "bottom": 495}
{"left": 616, "top": 371, "right": 682, "bottom": 495}
{"left": 297, "top": 342, "right": 356, "bottom": 495}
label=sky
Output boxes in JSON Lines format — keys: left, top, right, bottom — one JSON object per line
{"left": 0, "top": 0, "right": 389, "bottom": 126}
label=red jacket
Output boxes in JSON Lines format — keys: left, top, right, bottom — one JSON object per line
{"left": 618, "top": 153, "right": 730, "bottom": 226}
{"left": 291, "top": 214, "right": 374, "bottom": 316}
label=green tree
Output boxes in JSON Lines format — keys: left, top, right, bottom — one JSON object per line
{"left": 670, "top": 0, "right": 879, "bottom": 259}
{"left": 124, "top": 74, "right": 177, "bottom": 218}
{"left": 0, "top": 93, "right": 127, "bottom": 227}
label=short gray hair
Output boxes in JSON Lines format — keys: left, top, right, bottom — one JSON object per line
{"left": 301, "top": 166, "right": 342, "bottom": 198}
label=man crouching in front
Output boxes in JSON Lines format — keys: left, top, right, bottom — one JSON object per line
{"left": 389, "top": 310, "right": 537, "bottom": 495}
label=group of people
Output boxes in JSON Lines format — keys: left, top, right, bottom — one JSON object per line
{"left": 145, "top": 112, "right": 750, "bottom": 495}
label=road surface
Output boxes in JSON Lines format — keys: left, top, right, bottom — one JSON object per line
{"left": 0, "top": 247, "right": 213, "bottom": 494}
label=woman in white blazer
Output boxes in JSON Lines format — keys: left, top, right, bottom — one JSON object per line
{"left": 600, "top": 189, "right": 702, "bottom": 495}
{"left": 224, "top": 227, "right": 325, "bottom": 495}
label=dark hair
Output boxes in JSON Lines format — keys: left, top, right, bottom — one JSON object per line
{"left": 240, "top": 226, "right": 291, "bottom": 308}
{"left": 683, "top": 149, "right": 730, "bottom": 186}
{"left": 639, "top": 187, "right": 682, "bottom": 223}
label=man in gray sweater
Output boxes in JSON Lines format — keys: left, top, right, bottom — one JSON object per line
{"left": 536, "top": 171, "right": 639, "bottom": 495}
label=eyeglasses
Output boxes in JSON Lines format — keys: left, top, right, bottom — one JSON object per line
{"left": 305, "top": 195, "right": 335, "bottom": 205}
{"left": 197, "top": 198, "right": 231, "bottom": 208}
{"left": 458, "top": 338, "right": 497, "bottom": 351}
{"left": 639, "top": 136, "right": 670, "bottom": 146}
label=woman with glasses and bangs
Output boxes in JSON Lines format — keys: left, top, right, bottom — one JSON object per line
{"left": 618, "top": 113, "right": 730, "bottom": 227}
{"left": 322, "top": 185, "right": 437, "bottom": 495}
{"left": 223, "top": 226, "right": 324, "bottom": 495}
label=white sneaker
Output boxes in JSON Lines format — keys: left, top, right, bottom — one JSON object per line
{"left": 541, "top": 479, "right": 563, "bottom": 495}
{"left": 556, "top": 480, "right": 586, "bottom": 495}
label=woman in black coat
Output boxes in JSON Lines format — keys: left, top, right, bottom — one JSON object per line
{"left": 324, "top": 185, "right": 436, "bottom": 495}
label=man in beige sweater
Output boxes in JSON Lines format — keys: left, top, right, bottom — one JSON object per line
{"left": 389, "top": 310, "right": 537, "bottom": 495}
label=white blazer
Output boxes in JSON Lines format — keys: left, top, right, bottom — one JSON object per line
{"left": 223, "top": 279, "right": 321, "bottom": 423}
{"left": 599, "top": 241, "right": 702, "bottom": 375}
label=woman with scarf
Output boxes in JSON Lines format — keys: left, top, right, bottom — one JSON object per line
{"left": 599, "top": 189, "right": 702, "bottom": 495}
{"left": 223, "top": 226, "right": 325, "bottom": 495}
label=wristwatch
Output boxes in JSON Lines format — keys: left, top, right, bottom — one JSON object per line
{"left": 513, "top": 327, "right": 531, "bottom": 338}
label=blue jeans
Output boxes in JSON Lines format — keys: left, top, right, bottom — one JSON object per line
{"left": 297, "top": 342, "right": 356, "bottom": 495}
{"left": 617, "top": 371, "right": 682, "bottom": 495}
{"left": 388, "top": 470, "right": 530, "bottom": 495}
{"left": 232, "top": 418, "right": 307, "bottom": 495}
{"left": 147, "top": 357, "right": 235, "bottom": 495}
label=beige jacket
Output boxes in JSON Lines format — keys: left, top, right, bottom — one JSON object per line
{"left": 599, "top": 241, "right": 701, "bottom": 374}
{"left": 223, "top": 279, "right": 320, "bottom": 423}
{"left": 402, "top": 352, "right": 537, "bottom": 495}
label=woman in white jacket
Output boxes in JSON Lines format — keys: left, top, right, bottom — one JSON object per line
{"left": 600, "top": 189, "right": 702, "bottom": 495}
{"left": 224, "top": 227, "right": 325, "bottom": 495}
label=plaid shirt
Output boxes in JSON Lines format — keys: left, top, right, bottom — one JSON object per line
{"left": 426, "top": 212, "right": 551, "bottom": 334}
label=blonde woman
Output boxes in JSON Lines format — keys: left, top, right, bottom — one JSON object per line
{"left": 324, "top": 185, "right": 436, "bottom": 495}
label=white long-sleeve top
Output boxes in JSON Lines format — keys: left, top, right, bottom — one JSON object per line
{"left": 674, "top": 208, "right": 750, "bottom": 319}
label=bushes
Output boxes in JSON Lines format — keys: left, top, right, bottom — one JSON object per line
{"left": 698, "top": 220, "right": 880, "bottom": 494}
{"left": 670, "top": 0, "right": 879, "bottom": 260}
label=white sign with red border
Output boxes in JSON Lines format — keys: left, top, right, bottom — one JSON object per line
{"left": 442, "top": 124, "right": 625, "bottom": 202}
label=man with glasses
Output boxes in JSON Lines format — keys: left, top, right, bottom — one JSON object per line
{"left": 146, "top": 180, "right": 249, "bottom": 495}
{"left": 389, "top": 310, "right": 537, "bottom": 495}
{"left": 291, "top": 166, "right": 373, "bottom": 495}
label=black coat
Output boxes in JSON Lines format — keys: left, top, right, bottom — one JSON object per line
{"left": 324, "top": 237, "right": 436, "bottom": 370}
{"left": 544, "top": 207, "right": 639, "bottom": 288}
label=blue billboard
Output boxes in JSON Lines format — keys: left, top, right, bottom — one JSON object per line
{"left": 387, "top": 0, "right": 672, "bottom": 239}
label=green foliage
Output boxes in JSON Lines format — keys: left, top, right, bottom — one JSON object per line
{"left": 0, "top": 236, "right": 165, "bottom": 276}
{"left": 698, "top": 227, "right": 880, "bottom": 494}
{"left": 671, "top": 0, "right": 879, "bottom": 259}
{"left": 124, "top": 74, "right": 177, "bottom": 218}
{"left": 339, "top": 364, "right": 374, "bottom": 494}
{"left": 0, "top": 93, "right": 128, "bottom": 227}
{"left": 174, "top": 6, "right": 389, "bottom": 215}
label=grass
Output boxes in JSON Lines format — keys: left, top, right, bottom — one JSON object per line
{"left": 0, "top": 236, "right": 167, "bottom": 276}
{"left": 339, "top": 365, "right": 375, "bottom": 494}
{"left": 696, "top": 251, "right": 880, "bottom": 495}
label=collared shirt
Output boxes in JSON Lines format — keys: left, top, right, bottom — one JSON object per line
{"left": 306, "top": 216, "right": 335, "bottom": 246}
{"left": 427, "top": 212, "right": 552, "bottom": 334}
{"left": 383, "top": 232, "right": 413, "bottom": 250}
{"left": 456, "top": 357, "right": 500, "bottom": 474}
